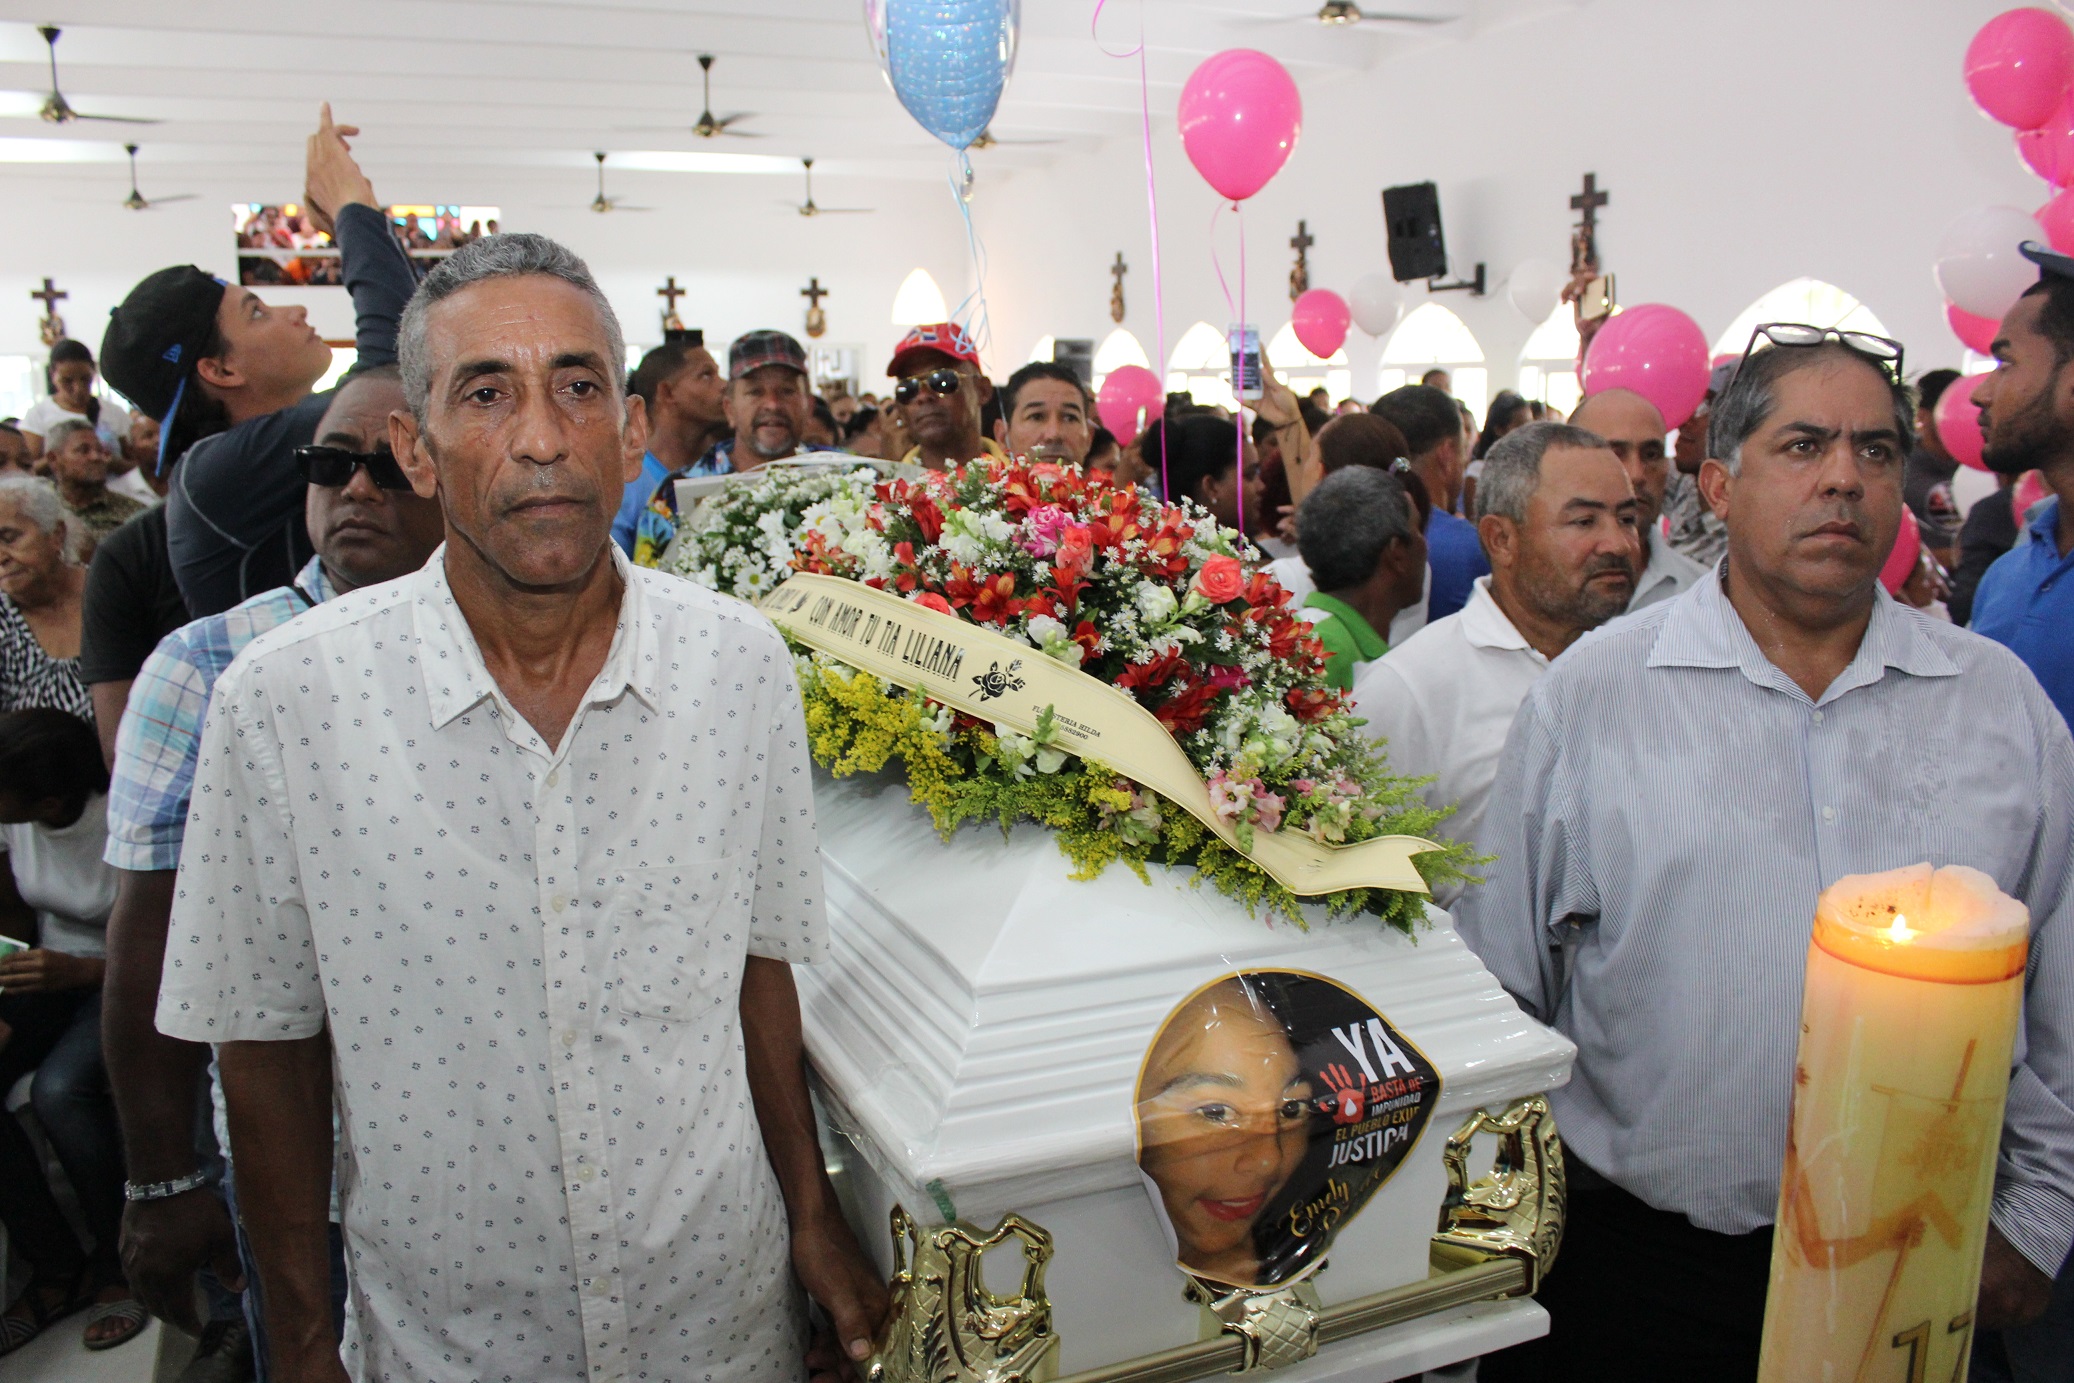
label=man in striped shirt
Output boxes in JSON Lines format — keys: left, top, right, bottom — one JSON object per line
{"left": 1463, "top": 331, "right": 2074, "bottom": 1381}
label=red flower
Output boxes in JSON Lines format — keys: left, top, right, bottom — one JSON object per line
{"left": 1116, "top": 647, "right": 1187, "bottom": 692}
{"left": 1071, "top": 620, "right": 1101, "bottom": 660}
{"left": 1154, "top": 680, "right": 1221, "bottom": 735}
{"left": 1286, "top": 686, "right": 1341, "bottom": 723}
{"left": 1194, "top": 555, "right": 1245, "bottom": 604}
{"left": 913, "top": 591, "right": 953, "bottom": 615}
{"left": 1242, "top": 570, "right": 1291, "bottom": 610}
{"left": 910, "top": 497, "right": 944, "bottom": 544}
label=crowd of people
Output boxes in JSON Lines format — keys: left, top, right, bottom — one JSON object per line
{"left": 0, "top": 104, "right": 2064, "bottom": 1383}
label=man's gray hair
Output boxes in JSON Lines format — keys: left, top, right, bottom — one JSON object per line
{"left": 0, "top": 474, "right": 80, "bottom": 561}
{"left": 1295, "top": 465, "right": 1417, "bottom": 592}
{"left": 398, "top": 233, "right": 625, "bottom": 423}
{"left": 1476, "top": 421, "right": 1609, "bottom": 524}
{"left": 1707, "top": 343, "right": 1915, "bottom": 474}
{"left": 41, "top": 418, "right": 97, "bottom": 454}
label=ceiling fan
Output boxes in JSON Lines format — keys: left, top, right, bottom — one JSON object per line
{"left": 690, "top": 54, "right": 760, "bottom": 138}
{"left": 587, "top": 152, "right": 653, "bottom": 213}
{"left": 121, "top": 144, "right": 194, "bottom": 210}
{"left": 37, "top": 25, "right": 157, "bottom": 125}
{"left": 1244, "top": 2, "right": 1455, "bottom": 26}
{"left": 783, "top": 158, "right": 871, "bottom": 218}
{"left": 970, "top": 127, "right": 1065, "bottom": 150}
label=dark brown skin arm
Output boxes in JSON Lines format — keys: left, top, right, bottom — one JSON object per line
{"left": 90, "top": 679, "right": 131, "bottom": 771}
{"left": 220, "top": 1034, "right": 346, "bottom": 1383}
{"left": 741, "top": 955, "right": 889, "bottom": 1383}
{"left": 103, "top": 868, "right": 244, "bottom": 1331}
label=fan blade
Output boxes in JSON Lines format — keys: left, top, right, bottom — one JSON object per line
{"left": 816, "top": 208, "right": 873, "bottom": 215}
{"left": 147, "top": 193, "right": 198, "bottom": 204}
{"left": 75, "top": 113, "right": 161, "bottom": 125}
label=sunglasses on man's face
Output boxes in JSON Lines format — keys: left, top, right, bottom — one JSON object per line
{"left": 893, "top": 368, "right": 964, "bottom": 405}
{"left": 293, "top": 443, "right": 414, "bottom": 491}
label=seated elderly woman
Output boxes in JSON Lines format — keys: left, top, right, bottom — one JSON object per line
{"left": 38, "top": 420, "right": 144, "bottom": 563}
{"left": 0, "top": 476, "right": 91, "bottom": 724}
{"left": 0, "top": 708, "right": 141, "bottom": 1353}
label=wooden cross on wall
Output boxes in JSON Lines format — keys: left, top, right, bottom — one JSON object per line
{"left": 1289, "top": 220, "right": 1314, "bottom": 301}
{"left": 1109, "top": 253, "right": 1127, "bottom": 324}
{"left": 801, "top": 277, "right": 829, "bottom": 338}
{"left": 656, "top": 275, "right": 686, "bottom": 333}
{"left": 30, "top": 277, "right": 66, "bottom": 347}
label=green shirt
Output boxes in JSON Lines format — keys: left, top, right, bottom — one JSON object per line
{"left": 1302, "top": 592, "right": 1387, "bottom": 692}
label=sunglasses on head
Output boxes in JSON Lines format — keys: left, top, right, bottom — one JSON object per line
{"left": 293, "top": 443, "right": 414, "bottom": 491}
{"left": 893, "top": 368, "right": 964, "bottom": 405}
{"left": 1738, "top": 322, "right": 1906, "bottom": 385}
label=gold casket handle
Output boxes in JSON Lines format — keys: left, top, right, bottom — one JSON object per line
{"left": 1429, "top": 1094, "right": 1567, "bottom": 1296}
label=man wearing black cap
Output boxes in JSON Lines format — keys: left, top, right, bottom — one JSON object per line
{"left": 100, "top": 105, "right": 417, "bottom": 619}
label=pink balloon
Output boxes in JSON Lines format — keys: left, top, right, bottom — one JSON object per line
{"left": 1936, "top": 373, "right": 1989, "bottom": 471}
{"left": 1967, "top": 8, "right": 2074, "bottom": 130}
{"left": 1880, "top": 507, "right": 1923, "bottom": 596}
{"left": 2017, "top": 468, "right": 2051, "bottom": 512}
{"left": 2017, "top": 91, "right": 2074, "bottom": 185}
{"left": 1289, "top": 289, "right": 1350, "bottom": 359}
{"left": 1580, "top": 304, "right": 1711, "bottom": 430}
{"left": 2042, "top": 187, "right": 2074, "bottom": 253}
{"left": 1948, "top": 300, "right": 2002, "bottom": 354}
{"left": 1097, "top": 365, "right": 1163, "bottom": 447}
{"left": 1177, "top": 50, "right": 1301, "bottom": 203}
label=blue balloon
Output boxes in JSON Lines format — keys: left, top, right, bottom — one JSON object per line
{"left": 875, "top": 0, "right": 1020, "bottom": 152}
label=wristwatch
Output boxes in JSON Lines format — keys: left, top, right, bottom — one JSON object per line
{"left": 124, "top": 1170, "right": 210, "bottom": 1202}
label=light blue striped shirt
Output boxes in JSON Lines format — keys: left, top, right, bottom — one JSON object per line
{"left": 1458, "top": 567, "right": 2074, "bottom": 1276}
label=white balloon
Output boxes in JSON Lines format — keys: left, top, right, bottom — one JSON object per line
{"left": 1935, "top": 205, "right": 2046, "bottom": 321}
{"left": 1506, "top": 258, "right": 1565, "bottom": 323}
{"left": 1349, "top": 273, "right": 1405, "bottom": 337}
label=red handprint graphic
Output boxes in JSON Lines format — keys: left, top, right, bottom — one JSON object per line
{"left": 1318, "top": 1064, "right": 1368, "bottom": 1125}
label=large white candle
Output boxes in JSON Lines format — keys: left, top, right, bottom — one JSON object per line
{"left": 1757, "top": 863, "right": 2029, "bottom": 1383}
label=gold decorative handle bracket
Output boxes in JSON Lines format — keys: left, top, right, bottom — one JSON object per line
{"left": 1185, "top": 1278, "right": 1322, "bottom": 1373}
{"left": 867, "top": 1205, "right": 1061, "bottom": 1383}
{"left": 1428, "top": 1094, "right": 1566, "bottom": 1295}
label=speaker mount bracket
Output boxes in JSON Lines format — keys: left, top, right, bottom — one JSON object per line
{"left": 1426, "top": 263, "right": 1486, "bottom": 297}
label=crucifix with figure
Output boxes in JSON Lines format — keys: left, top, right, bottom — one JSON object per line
{"left": 1109, "top": 253, "right": 1127, "bottom": 324}
{"left": 1289, "top": 221, "right": 1314, "bottom": 301}
{"left": 801, "top": 277, "right": 830, "bottom": 339}
{"left": 1563, "top": 173, "right": 1612, "bottom": 355}
{"left": 656, "top": 275, "right": 686, "bottom": 334}
{"left": 30, "top": 277, "right": 66, "bottom": 347}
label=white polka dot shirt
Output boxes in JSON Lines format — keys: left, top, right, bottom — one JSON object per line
{"left": 158, "top": 545, "right": 827, "bottom": 1383}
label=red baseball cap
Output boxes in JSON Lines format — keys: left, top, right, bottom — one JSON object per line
{"left": 886, "top": 322, "right": 980, "bottom": 378}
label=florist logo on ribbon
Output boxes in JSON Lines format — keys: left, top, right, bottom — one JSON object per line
{"left": 971, "top": 659, "right": 1026, "bottom": 702}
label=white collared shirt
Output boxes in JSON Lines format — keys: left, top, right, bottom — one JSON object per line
{"left": 1627, "top": 528, "right": 1707, "bottom": 612}
{"left": 1350, "top": 576, "right": 1547, "bottom": 894}
{"left": 160, "top": 546, "right": 825, "bottom": 1383}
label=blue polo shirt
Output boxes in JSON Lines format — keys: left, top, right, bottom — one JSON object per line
{"left": 1424, "top": 508, "right": 1491, "bottom": 623}
{"left": 1972, "top": 495, "right": 2073, "bottom": 730}
{"left": 610, "top": 452, "right": 671, "bottom": 556}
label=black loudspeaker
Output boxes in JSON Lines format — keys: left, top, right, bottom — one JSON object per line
{"left": 1382, "top": 182, "right": 1448, "bottom": 283}
{"left": 1052, "top": 338, "right": 1094, "bottom": 386}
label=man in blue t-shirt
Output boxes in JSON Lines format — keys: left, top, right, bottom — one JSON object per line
{"left": 610, "top": 338, "right": 727, "bottom": 555}
{"left": 1371, "top": 384, "right": 1489, "bottom": 621}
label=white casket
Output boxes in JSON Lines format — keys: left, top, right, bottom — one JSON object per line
{"left": 802, "top": 770, "right": 1576, "bottom": 1383}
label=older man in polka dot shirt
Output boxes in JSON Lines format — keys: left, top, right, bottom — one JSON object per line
{"left": 158, "top": 234, "right": 888, "bottom": 1383}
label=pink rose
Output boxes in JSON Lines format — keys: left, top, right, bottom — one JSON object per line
{"left": 912, "top": 591, "right": 953, "bottom": 615}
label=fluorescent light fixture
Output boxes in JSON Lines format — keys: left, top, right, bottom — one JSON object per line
{"left": 890, "top": 268, "right": 946, "bottom": 326}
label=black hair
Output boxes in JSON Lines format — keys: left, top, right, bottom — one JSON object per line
{"left": 631, "top": 340, "right": 701, "bottom": 409}
{"left": 1370, "top": 384, "right": 1463, "bottom": 457}
{"left": 1162, "top": 414, "right": 1241, "bottom": 506}
{"left": 0, "top": 708, "right": 107, "bottom": 808}
{"left": 161, "top": 314, "right": 231, "bottom": 466}
{"left": 1709, "top": 341, "right": 1915, "bottom": 473}
{"left": 1474, "top": 389, "right": 1530, "bottom": 459}
{"left": 2020, "top": 272, "right": 2074, "bottom": 367}
{"left": 1915, "top": 368, "right": 1961, "bottom": 415}
{"left": 1299, "top": 400, "right": 1330, "bottom": 436}
{"left": 843, "top": 405, "right": 879, "bottom": 442}
{"left": 45, "top": 340, "right": 100, "bottom": 426}
{"left": 812, "top": 396, "right": 839, "bottom": 434}
{"left": 1000, "top": 361, "right": 1090, "bottom": 418}
{"left": 978, "top": 382, "right": 1004, "bottom": 440}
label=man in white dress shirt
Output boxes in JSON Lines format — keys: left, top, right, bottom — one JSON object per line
{"left": 158, "top": 234, "right": 887, "bottom": 1383}
{"left": 1351, "top": 422, "right": 1638, "bottom": 876}
{"left": 1569, "top": 387, "right": 1707, "bottom": 610}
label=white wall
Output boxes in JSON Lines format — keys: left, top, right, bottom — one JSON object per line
{"left": 974, "top": 0, "right": 2042, "bottom": 401}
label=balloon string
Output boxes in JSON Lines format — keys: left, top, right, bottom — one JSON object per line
{"left": 1236, "top": 203, "right": 1247, "bottom": 544}
{"left": 1093, "top": 0, "right": 1167, "bottom": 499}
{"left": 946, "top": 149, "right": 992, "bottom": 366}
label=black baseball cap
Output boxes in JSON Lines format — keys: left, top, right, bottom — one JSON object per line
{"left": 100, "top": 265, "right": 227, "bottom": 424}
{"left": 2022, "top": 240, "right": 2074, "bottom": 283}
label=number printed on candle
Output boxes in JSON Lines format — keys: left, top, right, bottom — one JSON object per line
{"left": 1887, "top": 1312, "right": 1974, "bottom": 1383}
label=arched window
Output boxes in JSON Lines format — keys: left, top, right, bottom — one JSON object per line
{"left": 1167, "top": 321, "right": 1235, "bottom": 409}
{"left": 1709, "top": 278, "right": 1890, "bottom": 359}
{"left": 1378, "top": 303, "right": 1487, "bottom": 416}
{"left": 1266, "top": 321, "right": 1351, "bottom": 406}
{"left": 1516, "top": 304, "right": 1583, "bottom": 418}
{"left": 1093, "top": 328, "right": 1149, "bottom": 393}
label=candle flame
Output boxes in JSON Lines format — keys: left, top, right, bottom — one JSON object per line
{"left": 1887, "top": 914, "right": 1916, "bottom": 944}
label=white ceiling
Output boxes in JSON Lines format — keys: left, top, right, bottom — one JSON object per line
{"left": 0, "top": 0, "right": 1564, "bottom": 202}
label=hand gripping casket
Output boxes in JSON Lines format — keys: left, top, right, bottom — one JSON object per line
{"left": 801, "top": 771, "right": 1576, "bottom": 1383}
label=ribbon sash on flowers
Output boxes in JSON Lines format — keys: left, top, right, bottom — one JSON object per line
{"left": 760, "top": 571, "right": 1436, "bottom": 897}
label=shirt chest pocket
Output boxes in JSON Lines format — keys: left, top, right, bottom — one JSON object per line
{"left": 604, "top": 853, "right": 748, "bottom": 1023}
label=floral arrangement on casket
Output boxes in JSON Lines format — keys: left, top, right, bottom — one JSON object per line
{"left": 662, "top": 458, "right": 1468, "bottom": 929}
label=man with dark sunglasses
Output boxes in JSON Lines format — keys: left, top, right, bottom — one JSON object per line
{"left": 885, "top": 322, "right": 1005, "bottom": 471}
{"left": 100, "top": 364, "right": 442, "bottom": 1380}
{"left": 1466, "top": 328, "right": 2074, "bottom": 1381}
